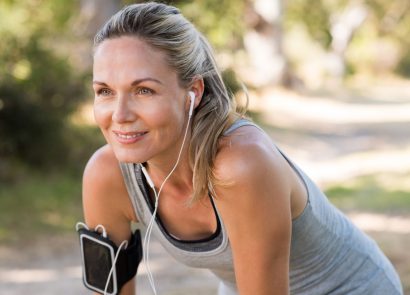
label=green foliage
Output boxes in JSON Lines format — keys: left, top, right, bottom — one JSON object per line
{"left": 364, "top": 0, "right": 410, "bottom": 39}
{"left": 0, "top": 33, "right": 86, "bottom": 169}
{"left": 0, "top": 171, "right": 83, "bottom": 244}
{"left": 222, "top": 68, "right": 242, "bottom": 94}
{"left": 286, "top": 0, "right": 410, "bottom": 77}
{"left": 285, "top": 0, "right": 336, "bottom": 49}
{"left": 364, "top": 0, "right": 410, "bottom": 77}
{"left": 396, "top": 52, "right": 410, "bottom": 77}
{"left": 0, "top": 0, "right": 89, "bottom": 175}
{"left": 325, "top": 174, "right": 410, "bottom": 214}
{"left": 0, "top": 0, "right": 77, "bottom": 37}
{"left": 61, "top": 125, "right": 107, "bottom": 174}
{"left": 123, "top": 0, "right": 245, "bottom": 50}
{"left": 176, "top": 0, "right": 245, "bottom": 50}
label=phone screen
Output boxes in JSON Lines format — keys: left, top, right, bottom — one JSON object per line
{"left": 82, "top": 237, "right": 114, "bottom": 293}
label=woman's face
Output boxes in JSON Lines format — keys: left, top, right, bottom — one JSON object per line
{"left": 93, "top": 36, "right": 189, "bottom": 164}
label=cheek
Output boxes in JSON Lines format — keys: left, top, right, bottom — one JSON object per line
{"left": 145, "top": 106, "right": 185, "bottom": 148}
{"left": 93, "top": 102, "right": 112, "bottom": 127}
{"left": 144, "top": 102, "right": 182, "bottom": 129}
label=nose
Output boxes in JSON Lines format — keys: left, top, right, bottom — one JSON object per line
{"left": 112, "top": 94, "right": 136, "bottom": 123}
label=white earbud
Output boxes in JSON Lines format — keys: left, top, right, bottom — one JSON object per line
{"left": 188, "top": 91, "right": 195, "bottom": 117}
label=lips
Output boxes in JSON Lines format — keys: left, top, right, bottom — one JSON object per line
{"left": 113, "top": 130, "right": 148, "bottom": 144}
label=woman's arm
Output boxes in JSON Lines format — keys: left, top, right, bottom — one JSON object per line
{"left": 82, "top": 144, "right": 138, "bottom": 295}
{"left": 214, "top": 135, "right": 293, "bottom": 295}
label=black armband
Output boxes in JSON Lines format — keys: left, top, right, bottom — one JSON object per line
{"left": 77, "top": 225, "right": 142, "bottom": 295}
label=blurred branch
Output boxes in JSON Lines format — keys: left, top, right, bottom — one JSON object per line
{"left": 329, "top": 3, "right": 368, "bottom": 79}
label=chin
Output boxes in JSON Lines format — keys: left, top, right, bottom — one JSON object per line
{"left": 112, "top": 148, "right": 147, "bottom": 164}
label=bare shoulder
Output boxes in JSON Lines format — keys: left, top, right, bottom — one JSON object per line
{"left": 214, "top": 125, "right": 291, "bottom": 189}
{"left": 82, "top": 145, "right": 137, "bottom": 238}
{"left": 212, "top": 124, "right": 294, "bottom": 228}
{"left": 83, "top": 144, "right": 125, "bottom": 197}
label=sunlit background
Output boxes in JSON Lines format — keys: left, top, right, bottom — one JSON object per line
{"left": 0, "top": 0, "right": 409, "bottom": 294}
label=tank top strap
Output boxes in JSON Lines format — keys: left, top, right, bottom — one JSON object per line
{"left": 223, "top": 118, "right": 263, "bottom": 136}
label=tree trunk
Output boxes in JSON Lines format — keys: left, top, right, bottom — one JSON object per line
{"left": 72, "top": 0, "right": 122, "bottom": 71}
{"left": 242, "top": 0, "right": 290, "bottom": 87}
{"left": 328, "top": 3, "right": 368, "bottom": 80}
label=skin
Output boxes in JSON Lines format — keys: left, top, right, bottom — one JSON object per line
{"left": 83, "top": 36, "right": 308, "bottom": 294}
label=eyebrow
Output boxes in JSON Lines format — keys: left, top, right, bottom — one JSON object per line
{"left": 92, "top": 77, "right": 163, "bottom": 86}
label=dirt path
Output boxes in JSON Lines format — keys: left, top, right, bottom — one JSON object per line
{"left": 0, "top": 233, "right": 219, "bottom": 295}
{"left": 1, "top": 214, "right": 409, "bottom": 295}
{"left": 1, "top": 83, "right": 409, "bottom": 294}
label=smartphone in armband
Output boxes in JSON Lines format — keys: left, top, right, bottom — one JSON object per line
{"left": 79, "top": 230, "right": 118, "bottom": 295}
{"left": 77, "top": 224, "right": 142, "bottom": 295}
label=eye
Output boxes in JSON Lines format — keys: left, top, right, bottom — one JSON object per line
{"left": 96, "top": 88, "right": 113, "bottom": 97}
{"left": 136, "top": 87, "right": 153, "bottom": 95}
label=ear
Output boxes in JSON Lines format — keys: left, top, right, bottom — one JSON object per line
{"left": 186, "top": 76, "right": 204, "bottom": 112}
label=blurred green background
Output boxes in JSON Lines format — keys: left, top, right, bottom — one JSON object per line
{"left": 0, "top": 0, "right": 409, "bottom": 293}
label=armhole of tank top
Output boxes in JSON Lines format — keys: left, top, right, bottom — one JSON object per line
{"left": 275, "top": 147, "right": 311, "bottom": 222}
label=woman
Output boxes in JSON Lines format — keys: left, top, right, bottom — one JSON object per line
{"left": 82, "top": 2, "right": 403, "bottom": 294}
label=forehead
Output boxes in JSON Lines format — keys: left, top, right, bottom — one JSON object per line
{"left": 93, "top": 36, "right": 177, "bottom": 84}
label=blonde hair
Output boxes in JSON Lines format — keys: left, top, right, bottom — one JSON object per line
{"left": 94, "top": 2, "right": 243, "bottom": 203}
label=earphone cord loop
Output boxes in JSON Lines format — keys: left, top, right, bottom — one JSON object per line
{"left": 104, "top": 239, "right": 129, "bottom": 295}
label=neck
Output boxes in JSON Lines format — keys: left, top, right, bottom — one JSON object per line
{"left": 146, "top": 151, "right": 192, "bottom": 190}
{"left": 145, "top": 124, "right": 193, "bottom": 193}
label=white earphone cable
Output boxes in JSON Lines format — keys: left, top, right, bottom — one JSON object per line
{"left": 142, "top": 95, "right": 194, "bottom": 295}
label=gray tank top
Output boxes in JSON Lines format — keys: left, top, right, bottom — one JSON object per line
{"left": 119, "top": 119, "right": 403, "bottom": 294}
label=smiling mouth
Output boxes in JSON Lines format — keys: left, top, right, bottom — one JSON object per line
{"left": 113, "top": 131, "right": 148, "bottom": 143}
{"left": 114, "top": 132, "right": 147, "bottom": 139}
